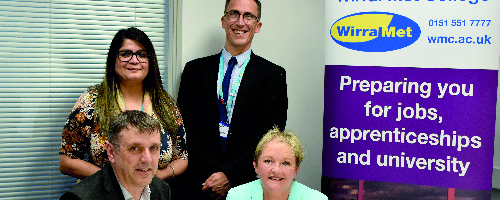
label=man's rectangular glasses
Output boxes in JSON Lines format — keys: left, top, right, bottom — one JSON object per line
{"left": 117, "top": 50, "right": 149, "bottom": 63}
{"left": 224, "top": 10, "right": 259, "bottom": 23}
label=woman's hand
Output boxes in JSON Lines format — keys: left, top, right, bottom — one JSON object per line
{"left": 59, "top": 154, "right": 102, "bottom": 179}
{"left": 155, "top": 158, "right": 188, "bottom": 180}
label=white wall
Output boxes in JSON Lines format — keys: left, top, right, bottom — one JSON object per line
{"left": 175, "top": 0, "right": 325, "bottom": 191}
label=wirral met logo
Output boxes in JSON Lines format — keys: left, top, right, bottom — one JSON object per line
{"left": 331, "top": 12, "right": 421, "bottom": 52}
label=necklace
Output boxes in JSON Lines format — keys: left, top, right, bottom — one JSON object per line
{"left": 118, "top": 90, "right": 145, "bottom": 111}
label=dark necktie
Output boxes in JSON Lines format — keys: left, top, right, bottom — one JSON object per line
{"left": 219, "top": 57, "right": 236, "bottom": 155}
{"left": 222, "top": 57, "right": 237, "bottom": 105}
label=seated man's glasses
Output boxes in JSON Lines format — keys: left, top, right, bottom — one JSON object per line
{"left": 224, "top": 10, "right": 259, "bottom": 24}
{"left": 117, "top": 50, "right": 149, "bottom": 63}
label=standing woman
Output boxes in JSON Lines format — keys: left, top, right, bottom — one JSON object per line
{"left": 59, "top": 27, "right": 187, "bottom": 181}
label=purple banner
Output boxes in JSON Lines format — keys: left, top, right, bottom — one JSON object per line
{"left": 323, "top": 65, "right": 497, "bottom": 190}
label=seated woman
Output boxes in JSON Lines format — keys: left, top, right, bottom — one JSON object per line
{"left": 227, "top": 127, "right": 327, "bottom": 200}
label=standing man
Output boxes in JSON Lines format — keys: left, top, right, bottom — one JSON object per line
{"left": 177, "top": 0, "right": 287, "bottom": 199}
{"left": 60, "top": 110, "right": 171, "bottom": 200}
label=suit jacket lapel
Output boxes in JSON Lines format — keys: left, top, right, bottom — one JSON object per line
{"left": 210, "top": 52, "right": 224, "bottom": 140}
{"left": 251, "top": 179, "right": 264, "bottom": 200}
{"left": 208, "top": 52, "right": 222, "bottom": 92}
{"left": 288, "top": 181, "right": 302, "bottom": 200}
{"left": 103, "top": 165, "right": 125, "bottom": 200}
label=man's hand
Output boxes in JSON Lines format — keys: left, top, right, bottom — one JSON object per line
{"left": 201, "top": 172, "right": 232, "bottom": 200}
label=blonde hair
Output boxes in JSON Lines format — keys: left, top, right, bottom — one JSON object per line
{"left": 254, "top": 127, "right": 304, "bottom": 166}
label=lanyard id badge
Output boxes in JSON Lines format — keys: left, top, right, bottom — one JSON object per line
{"left": 217, "top": 53, "right": 250, "bottom": 139}
{"left": 218, "top": 54, "right": 251, "bottom": 117}
{"left": 219, "top": 121, "right": 229, "bottom": 138}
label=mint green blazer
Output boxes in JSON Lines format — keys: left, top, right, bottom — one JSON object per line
{"left": 226, "top": 179, "right": 328, "bottom": 200}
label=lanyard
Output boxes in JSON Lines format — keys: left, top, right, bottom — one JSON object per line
{"left": 218, "top": 54, "right": 251, "bottom": 114}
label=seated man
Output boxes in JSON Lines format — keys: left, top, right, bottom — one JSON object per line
{"left": 60, "top": 110, "right": 171, "bottom": 200}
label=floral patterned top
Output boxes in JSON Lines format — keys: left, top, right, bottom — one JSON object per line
{"left": 59, "top": 85, "right": 187, "bottom": 169}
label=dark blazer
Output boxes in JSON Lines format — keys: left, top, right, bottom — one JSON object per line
{"left": 177, "top": 51, "right": 287, "bottom": 198}
{"left": 60, "top": 164, "right": 171, "bottom": 200}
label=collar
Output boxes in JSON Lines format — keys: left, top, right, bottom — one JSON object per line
{"left": 287, "top": 181, "right": 300, "bottom": 200}
{"left": 117, "top": 179, "right": 151, "bottom": 200}
{"left": 254, "top": 179, "right": 301, "bottom": 200}
{"left": 222, "top": 47, "right": 251, "bottom": 68}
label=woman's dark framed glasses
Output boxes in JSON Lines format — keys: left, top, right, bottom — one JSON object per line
{"left": 117, "top": 50, "right": 149, "bottom": 63}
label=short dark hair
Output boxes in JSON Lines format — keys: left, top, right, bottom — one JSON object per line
{"left": 108, "top": 110, "right": 162, "bottom": 148}
{"left": 224, "top": 0, "right": 261, "bottom": 20}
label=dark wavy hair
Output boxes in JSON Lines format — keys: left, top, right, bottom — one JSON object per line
{"left": 96, "top": 27, "right": 178, "bottom": 139}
